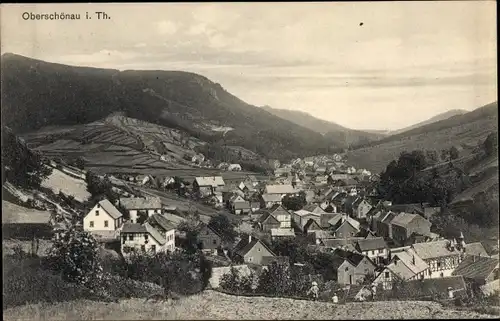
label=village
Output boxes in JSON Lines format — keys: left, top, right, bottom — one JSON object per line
{"left": 60, "top": 151, "right": 499, "bottom": 303}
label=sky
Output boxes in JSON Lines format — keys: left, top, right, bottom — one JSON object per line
{"left": 1, "top": 2, "right": 497, "bottom": 131}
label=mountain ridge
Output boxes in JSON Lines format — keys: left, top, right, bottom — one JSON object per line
{"left": 1, "top": 53, "right": 342, "bottom": 162}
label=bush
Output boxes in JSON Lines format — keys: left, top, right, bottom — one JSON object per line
{"left": 45, "top": 228, "right": 104, "bottom": 290}
{"left": 219, "top": 267, "right": 255, "bottom": 294}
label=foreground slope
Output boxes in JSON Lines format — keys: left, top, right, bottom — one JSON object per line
{"left": 1, "top": 53, "right": 336, "bottom": 161}
{"left": 3, "top": 291, "right": 496, "bottom": 320}
{"left": 346, "top": 102, "right": 498, "bottom": 173}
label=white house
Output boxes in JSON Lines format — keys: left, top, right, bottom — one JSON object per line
{"left": 120, "top": 222, "right": 175, "bottom": 255}
{"left": 119, "top": 197, "right": 162, "bottom": 224}
{"left": 264, "top": 184, "right": 296, "bottom": 197}
{"left": 354, "top": 237, "right": 389, "bottom": 265}
{"left": 292, "top": 209, "right": 321, "bottom": 232}
{"left": 83, "top": 199, "right": 124, "bottom": 238}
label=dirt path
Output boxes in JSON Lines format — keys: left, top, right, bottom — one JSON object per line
{"left": 3, "top": 291, "right": 497, "bottom": 320}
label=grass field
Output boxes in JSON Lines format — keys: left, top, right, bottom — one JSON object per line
{"left": 346, "top": 106, "right": 497, "bottom": 173}
{"left": 3, "top": 290, "right": 497, "bottom": 320}
{"left": 41, "top": 168, "right": 91, "bottom": 203}
{"left": 2, "top": 201, "right": 52, "bottom": 224}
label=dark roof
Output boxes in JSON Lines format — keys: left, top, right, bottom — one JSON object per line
{"left": 148, "top": 214, "right": 176, "bottom": 232}
{"left": 356, "top": 237, "right": 388, "bottom": 251}
{"left": 452, "top": 256, "right": 499, "bottom": 281}
{"left": 204, "top": 223, "right": 224, "bottom": 239}
{"left": 304, "top": 218, "right": 322, "bottom": 231}
{"left": 234, "top": 201, "right": 251, "bottom": 210}
{"left": 381, "top": 211, "right": 397, "bottom": 224}
{"left": 332, "top": 248, "right": 368, "bottom": 267}
{"left": 268, "top": 204, "right": 290, "bottom": 215}
{"left": 233, "top": 236, "right": 276, "bottom": 258}
{"left": 257, "top": 212, "right": 280, "bottom": 225}
{"left": 121, "top": 223, "right": 147, "bottom": 233}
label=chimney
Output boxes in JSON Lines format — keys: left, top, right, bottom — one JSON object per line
{"left": 248, "top": 234, "right": 252, "bottom": 243}
{"left": 412, "top": 255, "right": 416, "bottom": 265}
{"left": 473, "top": 255, "right": 476, "bottom": 262}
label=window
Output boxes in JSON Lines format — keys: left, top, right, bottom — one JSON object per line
{"left": 206, "top": 230, "right": 209, "bottom": 235}
{"left": 129, "top": 234, "right": 134, "bottom": 241}
{"left": 151, "top": 245, "right": 156, "bottom": 253}
{"left": 122, "top": 236, "right": 126, "bottom": 244}
{"left": 440, "top": 272, "right": 444, "bottom": 278}
{"left": 437, "top": 262, "right": 441, "bottom": 268}
{"left": 371, "top": 250, "right": 375, "bottom": 255}
{"left": 141, "top": 245, "right": 146, "bottom": 252}
{"left": 258, "top": 248, "right": 261, "bottom": 252}
{"left": 378, "top": 249, "right": 383, "bottom": 254}
{"left": 144, "top": 234, "right": 149, "bottom": 242}
{"left": 212, "top": 239, "right": 217, "bottom": 245}
{"left": 97, "top": 203, "right": 100, "bottom": 208}
{"left": 89, "top": 221, "right": 94, "bottom": 228}
{"left": 104, "top": 220, "right": 109, "bottom": 228}
{"left": 385, "top": 272, "right": 390, "bottom": 278}
{"left": 95, "top": 210, "right": 100, "bottom": 216}
{"left": 345, "top": 267, "right": 349, "bottom": 272}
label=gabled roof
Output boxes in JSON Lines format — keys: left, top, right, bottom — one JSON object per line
{"left": 257, "top": 212, "right": 280, "bottom": 225}
{"left": 294, "top": 209, "right": 321, "bottom": 218}
{"left": 265, "top": 184, "right": 296, "bottom": 195}
{"left": 333, "top": 219, "right": 361, "bottom": 233}
{"left": 333, "top": 248, "right": 371, "bottom": 267}
{"left": 319, "top": 213, "right": 340, "bottom": 228}
{"left": 233, "top": 236, "right": 276, "bottom": 258}
{"left": 148, "top": 214, "right": 176, "bottom": 232}
{"left": 120, "top": 197, "right": 162, "bottom": 210}
{"left": 201, "top": 223, "right": 224, "bottom": 239}
{"left": 452, "top": 256, "right": 499, "bottom": 280}
{"left": 391, "top": 213, "right": 428, "bottom": 228}
{"left": 465, "top": 242, "right": 489, "bottom": 257}
{"left": 144, "top": 222, "right": 166, "bottom": 245}
{"left": 194, "top": 176, "right": 225, "bottom": 187}
{"left": 356, "top": 237, "right": 388, "bottom": 251}
{"left": 302, "top": 204, "right": 326, "bottom": 214}
{"left": 392, "top": 248, "right": 429, "bottom": 276}
{"left": 412, "top": 240, "right": 462, "bottom": 260}
{"left": 97, "top": 199, "right": 123, "bottom": 219}
{"left": 327, "top": 214, "right": 360, "bottom": 231}
{"left": 304, "top": 218, "right": 322, "bottom": 231}
{"left": 261, "top": 193, "right": 282, "bottom": 202}
{"left": 381, "top": 211, "right": 397, "bottom": 225}
{"left": 268, "top": 204, "right": 290, "bottom": 216}
{"left": 121, "top": 222, "right": 147, "bottom": 233}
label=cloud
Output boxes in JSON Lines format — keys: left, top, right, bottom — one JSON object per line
{"left": 157, "top": 20, "right": 178, "bottom": 35}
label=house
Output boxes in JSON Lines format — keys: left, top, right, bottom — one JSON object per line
{"left": 254, "top": 212, "right": 281, "bottom": 233}
{"left": 303, "top": 218, "right": 322, "bottom": 235}
{"left": 270, "top": 228, "right": 296, "bottom": 241}
{"left": 351, "top": 198, "right": 372, "bottom": 220}
{"left": 355, "top": 237, "right": 389, "bottom": 265}
{"left": 83, "top": 199, "right": 124, "bottom": 237}
{"left": 321, "top": 238, "right": 363, "bottom": 252}
{"left": 264, "top": 184, "right": 296, "bottom": 197}
{"left": 120, "top": 222, "right": 174, "bottom": 255}
{"left": 412, "top": 239, "right": 465, "bottom": 278}
{"left": 311, "top": 230, "right": 336, "bottom": 244}
{"left": 250, "top": 201, "right": 261, "bottom": 213}
{"left": 331, "top": 248, "right": 377, "bottom": 285}
{"left": 397, "top": 276, "right": 469, "bottom": 300}
{"left": 327, "top": 214, "right": 361, "bottom": 238}
{"left": 391, "top": 213, "right": 432, "bottom": 245}
{"left": 192, "top": 176, "right": 226, "bottom": 197}
{"left": 452, "top": 255, "right": 499, "bottom": 286}
{"left": 374, "top": 247, "right": 430, "bottom": 290}
{"left": 292, "top": 209, "right": 321, "bottom": 232}
{"left": 260, "top": 193, "right": 283, "bottom": 208}
{"left": 464, "top": 242, "right": 489, "bottom": 257}
{"left": 232, "top": 235, "right": 276, "bottom": 265}
{"left": 368, "top": 209, "right": 386, "bottom": 233}
{"left": 198, "top": 223, "right": 225, "bottom": 254}
{"left": 267, "top": 204, "right": 292, "bottom": 228}
{"left": 147, "top": 214, "right": 176, "bottom": 243}
{"left": 207, "top": 193, "right": 224, "bottom": 208}
{"left": 230, "top": 195, "right": 251, "bottom": 215}
{"left": 119, "top": 197, "right": 162, "bottom": 224}
{"left": 320, "top": 213, "right": 342, "bottom": 229}
{"left": 228, "top": 164, "right": 242, "bottom": 171}
{"left": 302, "top": 204, "right": 326, "bottom": 214}
{"left": 377, "top": 211, "right": 397, "bottom": 239}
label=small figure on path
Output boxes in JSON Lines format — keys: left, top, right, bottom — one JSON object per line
{"left": 332, "top": 292, "right": 339, "bottom": 304}
{"left": 307, "top": 281, "right": 319, "bottom": 301}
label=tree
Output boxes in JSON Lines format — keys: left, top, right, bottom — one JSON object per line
{"left": 282, "top": 191, "right": 307, "bottom": 211}
{"left": 256, "top": 262, "right": 292, "bottom": 296}
{"left": 1, "top": 126, "right": 52, "bottom": 189}
{"left": 177, "top": 218, "right": 202, "bottom": 254}
{"left": 483, "top": 132, "right": 498, "bottom": 157}
{"left": 208, "top": 214, "right": 237, "bottom": 243}
{"left": 449, "top": 146, "right": 460, "bottom": 160}
{"left": 74, "top": 157, "right": 86, "bottom": 170}
{"left": 46, "top": 228, "right": 104, "bottom": 290}
{"left": 85, "top": 171, "right": 116, "bottom": 203}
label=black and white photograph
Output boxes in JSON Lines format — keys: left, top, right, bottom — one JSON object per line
{"left": 1, "top": 1, "right": 498, "bottom": 319}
